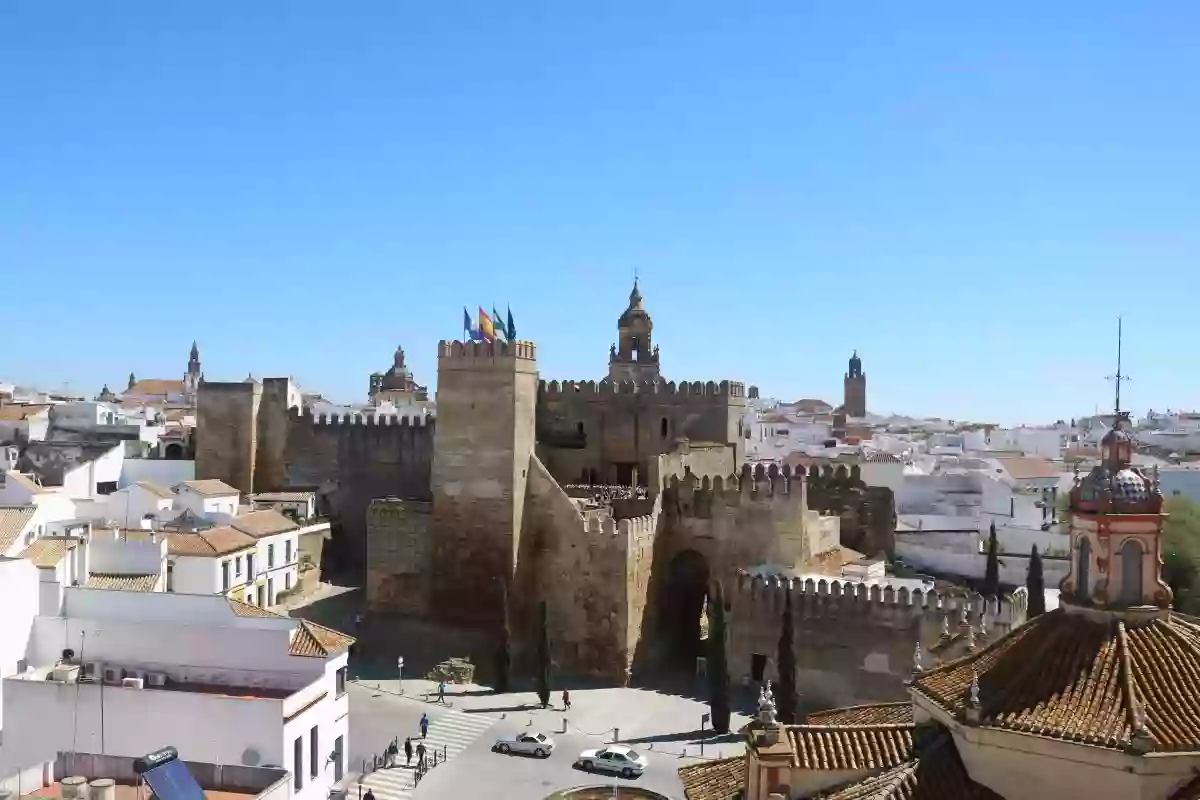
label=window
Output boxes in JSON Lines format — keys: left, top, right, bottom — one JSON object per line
{"left": 235, "top": 556, "right": 243, "bottom": 576}
{"left": 293, "top": 737, "right": 304, "bottom": 791}
{"left": 661, "top": 417, "right": 669, "bottom": 438}
{"left": 166, "top": 563, "right": 175, "bottom": 593}
{"left": 333, "top": 736, "right": 344, "bottom": 781}
{"left": 1077, "top": 537, "right": 1091, "bottom": 601}
{"left": 335, "top": 666, "right": 347, "bottom": 697}
{"left": 247, "top": 554, "right": 255, "bottom": 576}
{"left": 285, "top": 539, "right": 293, "bottom": 564}
{"left": 310, "top": 726, "right": 319, "bottom": 779}
{"left": 221, "top": 561, "right": 230, "bottom": 592}
{"left": 1120, "top": 539, "right": 1144, "bottom": 605}
{"left": 285, "top": 573, "right": 292, "bottom": 591}
{"left": 268, "top": 544, "right": 275, "bottom": 568}
{"left": 96, "top": 481, "right": 118, "bottom": 495}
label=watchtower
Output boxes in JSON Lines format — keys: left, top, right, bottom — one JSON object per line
{"left": 430, "top": 339, "right": 539, "bottom": 628}
{"left": 843, "top": 350, "right": 867, "bottom": 418}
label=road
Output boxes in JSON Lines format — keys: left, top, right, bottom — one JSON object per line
{"left": 342, "top": 679, "right": 749, "bottom": 800}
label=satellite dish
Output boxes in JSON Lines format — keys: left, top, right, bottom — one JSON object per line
{"left": 241, "top": 749, "right": 261, "bottom": 767}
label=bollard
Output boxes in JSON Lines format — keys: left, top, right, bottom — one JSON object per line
{"left": 700, "top": 740, "right": 705, "bottom": 756}
{"left": 443, "top": 744, "right": 447, "bottom": 761}
{"left": 613, "top": 727, "right": 619, "bottom": 743}
{"left": 680, "top": 747, "right": 687, "bottom": 759}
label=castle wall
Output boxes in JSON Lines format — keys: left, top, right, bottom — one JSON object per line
{"left": 365, "top": 498, "right": 433, "bottom": 615}
{"left": 536, "top": 379, "right": 746, "bottom": 486}
{"left": 253, "top": 377, "right": 295, "bottom": 493}
{"left": 195, "top": 382, "right": 261, "bottom": 494}
{"left": 431, "top": 340, "right": 538, "bottom": 629}
{"left": 729, "top": 574, "right": 1028, "bottom": 710}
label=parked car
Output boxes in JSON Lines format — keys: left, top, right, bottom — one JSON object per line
{"left": 493, "top": 731, "right": 555, "bottom": 758}
{"left": 577, "top": 745, "right": 649, "bottom": 778}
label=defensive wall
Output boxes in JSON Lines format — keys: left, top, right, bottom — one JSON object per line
{"left": 536, "top": 377, "right": 747, "bottom": 489}
{"left": 728, "top": 573, "right": 1029, "bottom": 710}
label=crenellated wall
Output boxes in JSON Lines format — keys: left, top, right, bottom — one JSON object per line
{"left": 728, "top": 572, "right": 1028, "bottom": 710}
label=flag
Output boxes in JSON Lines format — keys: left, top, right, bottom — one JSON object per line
{"left": 492, "top": 307, "right": 507, "bottom": 340}
{"left": 506, "top": 306, "right": 516, "bottom": 340}
{"left": 463, "top": 307, "right": 483, "bottom": 341}
{"left": 478, "top": 307, "right": 495, "bottom": 341}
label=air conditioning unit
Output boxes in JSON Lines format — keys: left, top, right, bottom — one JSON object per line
{"left": 121, "top": 677, "right": 144, "bottom": 689}
{"left": 83, "top": 661, "right": 104, "bottom": 680}
{"left": 49, "top": 665, "right": 80, "bottom": 683}
{"left": 102, "top": 667, "right": 124, "bottom": 684}
{"left": 147, "top": 672, "right": 168, "bottom": 688}
{"left": 130, "top": 669, "right": 148, "bottom": 683}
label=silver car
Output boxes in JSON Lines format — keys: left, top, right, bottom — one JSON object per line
{"left": 493, "top": 731, "right": 555, "bottom": 758}
{"left": 577, "top": 745, "right": 649, "bottom": 778}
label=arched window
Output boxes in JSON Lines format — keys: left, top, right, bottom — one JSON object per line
{"left": 1120, "top": 539, "right": 1145, "bottom": 605}
{"left": 1077, "top": 537, "right": 1091, "bottom": 601}
{"left": 631, "top": 336, "right": 640, "bottom": 357}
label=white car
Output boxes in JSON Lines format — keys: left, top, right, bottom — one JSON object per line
{"left": 577, "top": 745, "right": 649, "bottom": 778}
{"left": 493, "top": 731, "right": 555, "bottom": 758}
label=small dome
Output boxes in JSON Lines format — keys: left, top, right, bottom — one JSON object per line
{"left": 1102, "top": 426, "right": 1134, "bottom": 445}
{"left": 1112, "top": 468, "right": 1151, "bottom": 502}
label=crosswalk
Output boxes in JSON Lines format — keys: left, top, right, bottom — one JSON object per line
{"left": 351, "top": 708, "right": 497, "bottom": 800}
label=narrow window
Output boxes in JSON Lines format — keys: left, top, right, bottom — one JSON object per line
{"left": 661, "top": 417, "right": 669, "bottom": 438}
{"left": 166, "top": 563, "right": 175, "bottom": 593}
{"left": 310, "top": 725, "right": 319, "bottom": 778}
{"left": 1077, "top": 537, "right": 1091, "bottom": 601}
{"left": 293, "top": 736, "right": 304, "bottom": 790}
{"left": 1120, "top": 539, "right": 1144, "bottom": 605}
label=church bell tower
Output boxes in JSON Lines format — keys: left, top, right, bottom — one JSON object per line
{"left": 608, "top": 279, "right": 661, "bottom": 382}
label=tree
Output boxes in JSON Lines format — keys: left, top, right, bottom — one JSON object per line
{"left": 1162, "top": 494, "right": 1200, "bottom": 615}
{"left": 776, "top": 590, "right": 798, "bottom": 724}
{"left": 535, "top": 600, "right": 551, "bottom": 708}
{"left": 983, "top": 521, "right": 1000, "bottom": 597}
{"left": 494, "top": 581, "right": 512, "bottom": 693}
{"left": 707, "top": 582, "right": 731, "bottom": 734}
{"left": 1026, "top": 545, "right": 1046, "bottom": 618}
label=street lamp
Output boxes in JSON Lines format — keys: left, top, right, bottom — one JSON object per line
{"left": 397, "top": 656, "right": 405, "bottom": 696}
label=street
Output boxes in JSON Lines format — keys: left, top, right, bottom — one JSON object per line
{"left": 343, "top": 679, "right": 749, "bottom": 800}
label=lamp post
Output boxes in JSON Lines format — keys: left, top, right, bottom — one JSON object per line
{"left": 397, "top": 656, "right": 405, "bottom": 696}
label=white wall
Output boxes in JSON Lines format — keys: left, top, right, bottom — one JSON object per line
{"left": 176, "top": 489, "right": 239, "bottom": 519}
{"left": 860, "top": 461, "right": 904, "bottom": 492}
{"left": 88, "top": 533, "right": 166, "bottom": 576}
{"left": 118, "top": 459, "right": 195, "bottom": 490}
{"left": 60, "top": 446, "right": 125, "bottom": 500}
{"left": 895, "top": 536, "right": 1070, "bottom": 587}
{"left": 0, "top": 558, "right": 39, "bottom": 740}
{"left": 101, "top": 486, "right": 175, "bottom": 528}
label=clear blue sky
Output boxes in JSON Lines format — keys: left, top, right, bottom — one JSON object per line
{"left": 3, "top": 3, "right": 1197, "bottom": 424}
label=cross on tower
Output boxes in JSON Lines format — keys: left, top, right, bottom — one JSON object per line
{"left": 1105, "top": 315, "right": 1132, "bottom": 417}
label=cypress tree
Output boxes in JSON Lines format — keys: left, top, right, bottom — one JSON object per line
{"left": 707, "top": 582, "right": 731, "bottom": 734}
{"left": 776, "top": 589, "right": 798, "bottom": 724}
{"left": 1027, "top": 545, "right": 1046, "bottom": 617}
{"left": 535, "top": 600, "right": 551, "bottom": 708}
{"left": 983, "top": 521, "right": 1000, "bottom": 597}
{"left": 494, "top": 581, "right": 512, "bottom": 693}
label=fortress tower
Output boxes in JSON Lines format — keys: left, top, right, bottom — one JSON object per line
{"left": 430, "top": 339, "right": 539, "bottom": 628}
{"left": 608, "top": 279, "right": 661, "bottom": 382}
{"left": 842, "top": 350, "right": 866, "bottom": 418}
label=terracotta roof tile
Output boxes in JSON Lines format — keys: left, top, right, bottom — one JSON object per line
{"left": 863, "top": 450, "right": 902, "bottom": 463}
{"left": 788, "top": 723, "right": 913, "bottom": 771}
{"left": 994, "top": 456, "right": 1060, "bottom": 480}
{"left": 85, "top": 573, "right": 159, "bottom": 592}
{"left": 0, "top": 404, "right": 49, "bottom": 422}
{"left": 166, "top": 526, "right": 256, "bottom": 557}
{"left": 823, "top": 729, "right": 1003, "bottom": 800}
{"left": 0, "top": 505, "right": 36, "bottom": 553}
{"left": 807, "top": 702, "right": 914, "bottom": 727}
{"left": 228, "top": 598, "right": 287, "bottom": 618}
{"left": 177, "top": 479, "right": 240, "bottom": 497}
{"left": 289, "top": 619, "right": 355, "bottom": 658}
{"left": 678, "top": 756, "right": 745, "bottom": 800}
{"left": 912, "top": 607, "right": 1200, "bottom": 752}
{"left": 125, "top": 379, "right": 184, "bottom": 397}
{"left": 134, "top": 481, "right": 175, "bottom": 499}
{"left": 250, "top": 491, "right": 314, "bottom": 503}
{"left": 231, "top": 509, "right": 299, "bottom": 538}
{"left": 20, "top": 537, "right": 75, "bottom": 568}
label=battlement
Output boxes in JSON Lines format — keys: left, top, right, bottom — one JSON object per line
{"left": 732, "top": 571, "right": 1029, "bottom": 629}
{"left": 288, "top": 406, "right": 434, "bottom": 428}
{"left": 663, "top": 462, "right": 865, "bottom": 513}
{"left": 438, "top": 339, "right": 537, "bottom": 361}
{"left": 538, "top": 378, "right": 746, "bottom": 399}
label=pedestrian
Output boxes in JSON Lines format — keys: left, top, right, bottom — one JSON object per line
{"left": 363, "top": 790, "right": 375, "bottom": 800}
{"left": 437, "top": 681, "right": 447, "bottom": 704}
{"left": 404, "top": 737, "right": 413, "bottom": 767}
{"left": 385, "top": 739, "right": 398, "bottom": 768}
{"left": 416, "top": 741, "right": 426, "bottom": 769}
{"left": 562, "top": 689, "right": 571, "bottom": 711}
{"left": 420, "top": 712, "right": 429, "bottom": 739}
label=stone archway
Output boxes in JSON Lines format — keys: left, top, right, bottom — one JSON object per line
{"left": 164, "top": 443, "right": 184, "bottom": 460}
{"left": 662, "top": 549, "right": 711, "bottom": 662}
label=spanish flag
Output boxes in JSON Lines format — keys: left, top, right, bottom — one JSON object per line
{"left": 478, "top": 307, "right": 496, "bottom": 342}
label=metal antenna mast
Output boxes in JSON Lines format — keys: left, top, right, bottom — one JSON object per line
{"left": 1105, "top": 315, "right": 1131, "bottom": 418}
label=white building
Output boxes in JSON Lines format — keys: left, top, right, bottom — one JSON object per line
{"left": 0, "top": 588, "right": 354, "bottom": 800}
{"left": 174, "top": 479, "right": 241, "bottom": 519}
{"left": 0, "top": 405, "right": 50, "bottom": 444}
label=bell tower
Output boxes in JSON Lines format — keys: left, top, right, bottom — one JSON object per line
{"left": 608, "top": 279, "right": 661, "bottom": 382}
{"left": 842, "top": 350, "right": 866, "bottom": 418}
{"left": 184, "top": 341, "right": 202, "bottom": 396}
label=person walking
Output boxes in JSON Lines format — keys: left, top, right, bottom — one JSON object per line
{"left": 363, "top": 789, "right": 375, "bottom": 800}
{"left": 437, "top": 681, "right": 447, "bottom": 704}
{"left": 419, "top": 712, "right": 429, "bottom": 739}
{"left": 415, "top": 741, "right": 426, "bottom": 770}
{"left": 404, "top": 737, "right": 413, "bottom": 767}
{"left": 385, "top": 739, "right": 398, "bottom": 768}
{"left": 562, "top": 689, "right": 571, "bottom": 712}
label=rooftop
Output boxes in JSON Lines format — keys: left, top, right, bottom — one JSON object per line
{"left": 230, "top": 509, "right": 299, "bottom": 538}
{"left": 176, "top": 479, "right": 240, "bottom": 497}
{"left": 678, "top": 756, "right": 745, "bottom": 800}
{"left": 249, "top": 491, "right": 314, "bottom": 503}
{"left": 20, "top": 536, "right": 76, "bottom": 568}
{"left": 994, "top": 456, "right": 1060, "bottom": 481}
{"left": 0, "top": 504, "right": 36, "bottom": 552}
{"left": 166, "top": 526, "right": 256, "bottom": 557}
{"left": 4, "top": 470, "right": 48, "bottom": 494}
{"left": 134, "top": 480, "right": 175, "bottom": 499}
{"left": 125, "top": 378, "right": 185, "bottom": 397}
{"left": 84, "top": 573, "right": 159, "bottom": 592}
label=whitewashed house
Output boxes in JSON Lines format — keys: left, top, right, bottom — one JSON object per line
{"left": 175, "top": 479, "right": 241, "bottom": 519}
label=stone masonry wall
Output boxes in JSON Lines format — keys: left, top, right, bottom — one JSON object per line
{"left": 365, "top": 498, "right": 433, "bottom": 615}
{"left": 195, "top": 382, "right": 261, "bottom": 494}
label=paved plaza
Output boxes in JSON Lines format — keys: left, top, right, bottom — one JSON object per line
{"left": 341, "top": 678, "right": 750, "bottom": 800}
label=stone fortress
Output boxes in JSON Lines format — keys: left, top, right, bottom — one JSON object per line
{"left": 193, "top": 282, "right": 1008, "bottom": 705}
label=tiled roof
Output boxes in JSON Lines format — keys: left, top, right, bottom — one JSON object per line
{"left": 807, "top": 702, "right": 914, "bottom": 727}
{"left": 289, "top": 619, "right": 356, "bottom": 658}
{"left": 1169, "top": 774, "right": 1200, "bottom": 800}
{"left": 863, "top": 450, "right": 902, "bottom": 463}
{"left": 994, "top": 456, "right": 1060, "bottom": 480}
{"left": 678, "top": 756, "right": 745, "bottom": 800}
{"left": 0, "top": 505, "right": 36, "bottom": 553}
{"left": 177, "top": 479, "right": 240, "bottom": 497}
{"left": 134, "top": 481, "right": 175, "bottom": 499}
{"left": 823, "top": 729, "right": 1003, "bottom": 800}
{"left": 228, "top": 598, "right": 287, "bottom": 619}
{"left": 912, "top": 607, "right": 1200, "bottom": 752}
{"left": 0, "top": 404, "right": 49, "bottom": 422}
{"left": 125, "top": 379, "right": 184, "bottom": 397}
{"left": 166, "top": 526, "right": 256, "bottom": 557}
{"left": 85, "top": 573, "right": 159, "bottom": 592}
{"left": 788, "top": 723, "right": 913, "bottom": 771}
{"left": 20, "top": 537, "right": 75, "bottom": 567}
{"left": 231, "top": 509, "right": 299, "bottom": 538}
{"left": 251, "top": 491, "right": 314, "bottom": 503}
{"left": 4, "top": 471, "right": 47, "bottom": 494}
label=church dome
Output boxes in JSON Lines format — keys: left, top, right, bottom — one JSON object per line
{"left": 1112, "top": 467, "right": 1151, "bottom": 502}
{"left": 618, "top": 280, "right": 651, "bottom": 326}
